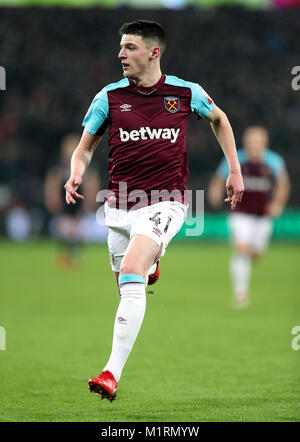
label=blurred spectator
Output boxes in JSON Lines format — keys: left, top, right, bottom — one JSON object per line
{"left": 44, "top": 133, "right": 104, "bottom": 268}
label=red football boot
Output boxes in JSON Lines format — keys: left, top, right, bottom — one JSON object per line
{"left": 88, "top": 370, "right": 118, "bottom": 402}
{"left": 148, "top": 261, "right": 160, "bottom": 285}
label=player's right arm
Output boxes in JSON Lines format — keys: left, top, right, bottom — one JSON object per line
{"left": 205, "top": 105, "right": 244, "bottom": 210}
{"left": 207, "top": 147, "right": 240, "bottom": 209}
{"left": 64, "top": 129, "right": 101, "bottom": 205}
{"left": 187, "top": 81, "right": 243, "bottom": 210}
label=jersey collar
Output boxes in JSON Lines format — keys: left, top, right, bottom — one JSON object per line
{"left": 129, "top": 74, "right": 165, "bottom": 95}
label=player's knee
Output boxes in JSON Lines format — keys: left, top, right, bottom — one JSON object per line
{"left": 251, "top": 252, "right": 262, "bottom": 261}
{"left": 119, "top": 260, "right": 143, "bottom": 277}
{"left": 234, "top": 244, "right": 251, "bottom": 255}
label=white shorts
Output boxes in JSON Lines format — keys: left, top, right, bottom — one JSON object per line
{"left": 104, "top": 201, "right": 187, "bottom": 272}
{"left": 228, "top": 212, "right": 273, "bottom": 254}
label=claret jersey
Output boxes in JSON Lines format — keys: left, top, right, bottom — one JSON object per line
{"left": 83, "top": 74, "right": 214, "bottom": 208}
{"left": 217, "top": 149, "right": 287, "bottom": 216}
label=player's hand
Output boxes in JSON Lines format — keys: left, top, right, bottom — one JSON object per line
{"left": 64, "top": 175, "right": 84, "bottom": 205}
{"left": 265, "top": 201, "right": 283, "bottom": 218}
{"left": 225, "top": 170, "right": 244, "bottom": 211}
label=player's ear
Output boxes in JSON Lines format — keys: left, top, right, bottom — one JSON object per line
{"left": 149, "top": 46, "right": 161, "bottom": 60}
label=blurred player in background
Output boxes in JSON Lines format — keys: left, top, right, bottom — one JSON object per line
{"left": 64, "top": 20, "right": 244, "bottom": 401}
{"left": 44, "top": 133, "right": 101, "bottom": 268}
{"left": 208, "top": 126, "right": 290, "bottom": 308}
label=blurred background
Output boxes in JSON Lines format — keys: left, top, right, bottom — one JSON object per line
{"left": 0, "top": 0, "right": 300, "bottom": 243}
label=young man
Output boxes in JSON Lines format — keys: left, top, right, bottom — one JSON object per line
{"left": 208, "top": 126, "right": 290, "bottom": 308}
{"left": 64, "top": 20, "right": 244, "bottom": 401}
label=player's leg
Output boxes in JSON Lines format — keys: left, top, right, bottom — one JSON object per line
{"left": 55, "top": 200, "right": 83, "bottom": 268}
{"left": 120, "top": 233, "right": 161, "bottom": 280}
{"left": 89, "top": 202, "right": 186, "bottom": 400}
{"left": 112, "top": 264, "right": 159, "bottom": 297}
{"left": 228, "top": 213, "right": 254, "bottom": 308}
{"left": 113, "top": 250, "right": 160, "bottom": 288}
{"left": 89, "top": 235, "right": 159, "bottom": 400}
{"left": 251, "top": 216, "right": 273, "bottom": 261}
{"left": 88, "top": 219, "right": 129, "bottom": 400}
{"left": 113, "top": 271, "right": 120, "bottom": 296}
{"left": 110, "top": 252, "right": 159, "bottom": 298}
{"left": 91, "top": 237, "right": 160, "bottom": 396}
{"left": 230, "top": 243, "right": 252, "bottom": 308}
{"left": 100, "top": 234, "right": 160, "bottom": 389}
{"left": 101, "top": 203, "right": 186, "bottom": 386}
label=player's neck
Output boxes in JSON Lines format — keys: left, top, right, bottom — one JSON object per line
{"left": 132, "top": 68, "right": 162, "bottom": 88}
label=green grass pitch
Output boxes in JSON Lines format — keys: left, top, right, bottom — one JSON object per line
{"left": 0, "top": 239, "right": 299, "bottom": 422}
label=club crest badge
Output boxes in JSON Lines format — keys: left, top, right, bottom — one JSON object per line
{"left": 164, "top": 96, "right": 180, "bottom": 113}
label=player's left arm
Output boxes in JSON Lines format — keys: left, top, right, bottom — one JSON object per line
{"left": 266, "top": 169, "right": 291, "bottom": 217}
{"left": 205, "top": 105, "right": 244, "bottom": 210}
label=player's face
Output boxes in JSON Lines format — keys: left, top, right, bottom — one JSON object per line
{"left": 118, "top": 34, "right": 153, "bottom": 80}
{"left": 243, "top": 127, "right": 268, "bottom": 161}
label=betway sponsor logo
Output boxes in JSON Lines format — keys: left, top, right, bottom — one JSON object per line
{"left": 119, "top": 127, "right": 180, "bottom": 144}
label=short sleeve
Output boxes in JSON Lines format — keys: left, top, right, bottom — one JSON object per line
{"left": 190, "top": 83, "right": 215, "bottom": 118}
{"left": 264, "top": 151, "right": 286, "bottom": 178}
{"left": 82, "top": 88, "right": 109, "bottom": 135}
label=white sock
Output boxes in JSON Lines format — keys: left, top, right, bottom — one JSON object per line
{"left": 103, "top": 276, "right": 146, "bottom": 382}
{"left": 230, "top": 253, "right": 251, "bottom": 297}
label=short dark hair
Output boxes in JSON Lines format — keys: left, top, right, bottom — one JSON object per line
{"left": 119, "top": 20, "right": 166, "bottom": 55}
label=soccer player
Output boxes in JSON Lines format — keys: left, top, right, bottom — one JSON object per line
{"left": 64, "top": 20, "right": 244, "bottom": 401}
{"left": 208, "top": 126, "right": 290, "bottom": 308}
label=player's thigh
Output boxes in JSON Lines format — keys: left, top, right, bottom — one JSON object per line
{"left": 252, "top": 216, "right": 273, "bottom": 255}
{"left": 129, "top": 201, "right": 186, "bottom": 263}
{"left": 120, "top": 234, "right": 161, "bottom": 281}
{"left": 109, "top": 202, "right": 186, "bottom": 281}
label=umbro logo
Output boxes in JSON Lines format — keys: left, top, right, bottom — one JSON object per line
{"left": 120, "top": 104, "right": 132, "bottom": 112}
{"left": 152, "top": 227, "right": 162, "bottom": 237}
{"left": 116, "top": 316, "right": 127, "bottom": 325}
